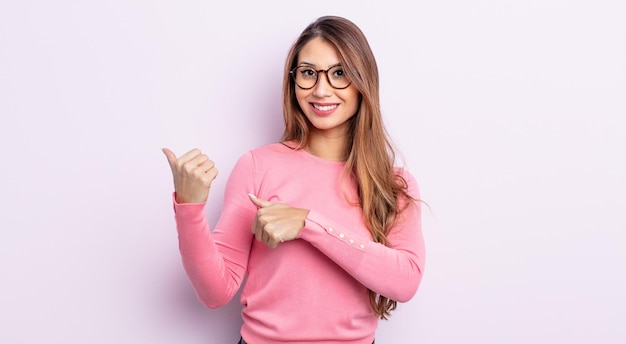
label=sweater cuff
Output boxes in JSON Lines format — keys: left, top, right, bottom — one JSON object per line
{"left": 172, "top": 193, "right": 206, "bottom": 222}
{"left": 299, "top": 210, "right": 369, "bottom": 251}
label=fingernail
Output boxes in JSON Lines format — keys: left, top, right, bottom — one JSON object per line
{"left": 248, "top": 193, "right": 257, "bottom": 198}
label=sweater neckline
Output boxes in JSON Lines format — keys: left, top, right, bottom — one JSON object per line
{"left": 279, "top": 141, "right": 345, "bottom": 168}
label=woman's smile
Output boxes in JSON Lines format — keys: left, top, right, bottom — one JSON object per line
{"left": 295, "top": 37, "right": 360, "bottom": 137}
{"left": 310, "top": 102, "right": 339, "bottom": 115}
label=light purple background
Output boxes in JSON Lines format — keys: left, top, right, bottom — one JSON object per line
{"left": 1, "top": 1, "right": 625, "bottom": 343}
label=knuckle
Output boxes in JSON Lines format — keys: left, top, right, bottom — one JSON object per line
{"left": 193, "top": 168, "right": 204, "bottom": 177}
{"left": 269, "top": 232, "right": 281, "bottom": 241}
{"left": 208, "top": 169, "right": 218, "bottom": 179}
{"left": 183, "top": 163, "right": 194, "bottom": 173}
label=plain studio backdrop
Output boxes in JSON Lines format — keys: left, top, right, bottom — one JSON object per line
{"left": 1, "top": 1, "right": 624, "bottom": 343}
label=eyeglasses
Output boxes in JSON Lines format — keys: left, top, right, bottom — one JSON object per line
{"left": 290, "top": 65, "right": 352, "bottom": 90}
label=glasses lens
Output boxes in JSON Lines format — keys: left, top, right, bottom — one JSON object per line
{"left": 293, "top": 67, "right": 317, "bottom": 89}
{"left": 327, "top": 65, "right": 350, "bottom": 89}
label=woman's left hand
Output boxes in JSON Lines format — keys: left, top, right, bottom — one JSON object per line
{"left": 248, "top": 194, "right": 310, "bottom": 248}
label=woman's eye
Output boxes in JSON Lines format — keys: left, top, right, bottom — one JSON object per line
{"left": 300, "top": 68, "right": 316, "bottom": 78}
{"left": 332, "top": 69, "right": 345, "bottom": 78}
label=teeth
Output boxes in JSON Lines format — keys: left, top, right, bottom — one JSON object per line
{"left": 313, "top": 104, "right": 337, "bottom": 111}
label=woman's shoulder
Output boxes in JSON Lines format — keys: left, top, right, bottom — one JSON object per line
{"left": 237, "top": 141, "right": 301, "bottom": 167}
{"left": 394, "top": 164, "right": 420, "bottom": 189}
{"left": 230, "top": 142, "right": 298, "bottom": 179}
{"left": 393, "top": 165, "right": 415, "bottom": 179}
{"left": 248, "top": 141, "right": 297, "bottom": 157}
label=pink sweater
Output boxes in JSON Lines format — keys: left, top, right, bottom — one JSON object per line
{"left": 173, "top": 143, "right": 425, "bottom": 344}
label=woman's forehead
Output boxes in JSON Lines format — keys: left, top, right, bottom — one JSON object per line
{"left": 297, "top": 37, "right": 343, "bottom": 68}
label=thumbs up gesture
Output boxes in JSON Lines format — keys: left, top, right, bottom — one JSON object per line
{"left": 248, "top": 194, "right": 310, "bottom": 248}
{"left": 162, "top": 148, "right": 218, "bottom": 204}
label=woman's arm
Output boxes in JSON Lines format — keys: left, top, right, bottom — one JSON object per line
{"left": 166, "top": 150, "right": 256, "bottom": 308}
{"left": 297, "top": 170, "right": 425, "bottom": 302}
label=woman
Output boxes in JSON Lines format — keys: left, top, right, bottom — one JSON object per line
{"left": 163, "top": 15, "right": 425, "bottom": 344}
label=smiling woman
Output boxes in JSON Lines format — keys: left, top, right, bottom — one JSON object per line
{"left": 291, "top": 37, "right": 361, "bottom": 158}
{"left": 163, "top": 15, "right": 425, "bottom": 344}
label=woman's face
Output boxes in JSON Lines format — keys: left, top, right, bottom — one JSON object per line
{"left": 294, "top": 37, "right": 360, "bottom": 139}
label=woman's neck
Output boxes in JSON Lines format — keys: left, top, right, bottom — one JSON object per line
{"left": 305, "top": 131, "right": 349, "bottom": 162}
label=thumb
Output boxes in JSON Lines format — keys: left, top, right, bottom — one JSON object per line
{"left": 248, "top": 193, "right": 272, "bottom": 208}
{"left": 162, "top": 147, "right": 177, "bottom": 167}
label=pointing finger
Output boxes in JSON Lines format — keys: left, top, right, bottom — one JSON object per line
{"left": 162, "top": 148, "right": 177, "bottom": 168}
{"left": 248, "top": 193, "right": 273, "bottom": 208}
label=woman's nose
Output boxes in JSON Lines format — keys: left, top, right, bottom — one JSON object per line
{"left": 312, "top": 72, "right": 333, "bottom": 97}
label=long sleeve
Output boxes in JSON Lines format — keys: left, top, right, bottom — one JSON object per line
{"left": 170, "top": 143, "right": 425, "bottom": 343}
{"left": 173, "top": 152, "right": 257, "bottom": 308}
{"left": 297, "top": 170, "right": 425, "bottom": 302}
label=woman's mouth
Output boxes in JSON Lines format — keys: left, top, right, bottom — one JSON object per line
{"left": 312, "top": 103, "right": 338, "bottom": 111}
{"left": 311, "top": 103, "right": 338, "bottom": 115}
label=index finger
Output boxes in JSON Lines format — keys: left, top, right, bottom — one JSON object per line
{"left": 177, "top": 148, "right": 203, "bottom": 165}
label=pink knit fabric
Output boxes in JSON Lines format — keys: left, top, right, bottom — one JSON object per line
{"left": 173, "top": 143, "right": 425, "bottom": 344}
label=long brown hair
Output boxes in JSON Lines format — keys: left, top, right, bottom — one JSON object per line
{"left": 281, "top": 16, "right": 414, "bottom": 319}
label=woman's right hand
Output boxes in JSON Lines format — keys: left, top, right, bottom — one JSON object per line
{"left": 162, "top": 148, "right": 218, "bottom": 204}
